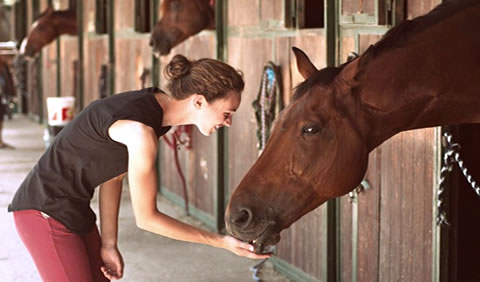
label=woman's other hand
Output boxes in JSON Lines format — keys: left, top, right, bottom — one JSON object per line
{"left": 100, "top": 245, "right": 124, "bottom": 280}
{"left": 221, "top": 235, "right": 272, "bottom": 259}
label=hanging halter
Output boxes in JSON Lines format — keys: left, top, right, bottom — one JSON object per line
{"left": 252, "top": 62, "right": 283, "bottom": 154}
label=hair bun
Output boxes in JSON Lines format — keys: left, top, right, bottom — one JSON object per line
{"left": 164, "top": 54, "right": 192, "bottom": 80}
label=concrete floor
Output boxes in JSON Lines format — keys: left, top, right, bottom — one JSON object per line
{"left": 0, "top": 114, "right": 290, "bottom": 282}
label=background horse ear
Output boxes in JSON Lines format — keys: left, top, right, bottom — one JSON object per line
{"left": 292, "top": 47, "right": 318, "bottom": 80}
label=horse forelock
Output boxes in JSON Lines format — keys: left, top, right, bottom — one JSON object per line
{"left": 292, "top": 67, "right": 342, "bottom": 101}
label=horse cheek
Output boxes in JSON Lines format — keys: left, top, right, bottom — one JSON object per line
{"left": 338, "top": 138, "right": 368, "bottom": 197}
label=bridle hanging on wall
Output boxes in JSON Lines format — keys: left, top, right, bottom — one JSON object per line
{"left": 252, "top": 62, "right": 283, "bottom": 154}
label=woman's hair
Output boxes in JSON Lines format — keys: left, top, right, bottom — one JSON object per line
{"left": 164, "top": 55, "right": 244, "bottom": 102}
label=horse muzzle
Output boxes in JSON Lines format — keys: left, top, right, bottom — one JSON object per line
{"left": 225, "top": 207, "right": 281, "bottom": 253}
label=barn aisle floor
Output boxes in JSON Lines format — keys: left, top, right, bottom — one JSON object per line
{"left": 0, "top": 114, "right": 289, "bottom": 282}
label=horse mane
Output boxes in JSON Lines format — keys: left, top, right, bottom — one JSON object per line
{"left": 292, "top": 67, "right": 342, "bottom": 101}
{"left": 366, "top": 0, "right": 478, "bottom": 57}
{"left": 33, "top": 8, "right": 52, "bottom": 22}
{"left": 292, "top": 0, "right": 479, "bottom": 102}
{"left": 33, "top": 7, "right": 75, "bottom": 22}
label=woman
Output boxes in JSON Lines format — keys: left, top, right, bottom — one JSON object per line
{"left": 8, "top": 55, "right": 270, "bottom": 281}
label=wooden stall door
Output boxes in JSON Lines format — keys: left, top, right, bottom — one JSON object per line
{"left": 339, "top": 128, "right": 437, "bottom": 282}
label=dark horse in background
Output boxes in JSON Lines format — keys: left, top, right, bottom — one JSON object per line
{"left": 150, "top": 0, "right": 214, "bottom": 56}
{"left": 19, "top": 6, "right": 76, "bottom": 58}
{"left": 225, "top": 0, "right": 480, "bottom": 252}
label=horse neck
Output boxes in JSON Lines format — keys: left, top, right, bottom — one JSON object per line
{"left": 194, "top": 0, "right": 215, "bottom": 27}
{"left": 343, "top": 1, "right": 480, "bottom": 151}
{"left": 51, "top": 10, "right": 77, "bottom": 35}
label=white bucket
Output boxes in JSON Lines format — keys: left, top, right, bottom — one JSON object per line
{"left": 46, "top": 96, "right": 75, "bottom": 126}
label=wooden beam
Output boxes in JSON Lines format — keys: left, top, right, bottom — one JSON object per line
{"left": 76, "top": 0, "right": 84, "bottom": 109}
{"left": 151, "top": 0, "right": 159, "bottom": 87}
{"left": 215, "top": 0, "right": 228, "bottom": 233}
{"left": 107, "top": 0, "right": 115, "bottom": 96}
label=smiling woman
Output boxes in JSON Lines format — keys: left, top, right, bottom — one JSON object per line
{"left": 8, "top": 54, "right": 269, "bottom": 282}
{"left": 161, "top": 54, "right": 243, "bottom": 135}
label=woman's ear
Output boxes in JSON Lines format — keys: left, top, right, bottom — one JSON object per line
{"left": 192, "top": 94, "right": 207, "bottom": 109}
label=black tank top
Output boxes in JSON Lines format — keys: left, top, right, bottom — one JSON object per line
{"left": 8, "top": 87, "right": 171, "bottom": 234}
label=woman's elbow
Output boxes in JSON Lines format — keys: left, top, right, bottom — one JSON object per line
{"left": 135, "top": 219, "right": 149, "bottom": 231}
{"left": 134, "top": 213, "right": 153, "bottom": 231}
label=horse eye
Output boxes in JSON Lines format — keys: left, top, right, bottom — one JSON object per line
{"left": 302, "top": 125, "right": 320, "bottom": 136}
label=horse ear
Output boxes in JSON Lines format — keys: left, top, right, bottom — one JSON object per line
{"left": 292, "top": 47, "right": 318, "bottom": 79}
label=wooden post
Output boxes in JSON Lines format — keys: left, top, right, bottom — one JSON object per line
{"left": 76, "top": 0, "right": 84, "bottom": 109}
{"left": 32, "top": 0, "right": 43, "bottom": 123}
{"left": 151, "top": 0, "right": 159, "bottom": 87}
{"left": 215, "top": 0, "right": 228, "bottom": 233}
{"left": 107, "top": 0, "right": 115, "bottom": 96}
{"left": 325, "top": 0, "right": 338, "bottom": 281}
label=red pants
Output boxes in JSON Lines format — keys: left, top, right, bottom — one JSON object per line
{"left": 13, "top": 209, "right": 109, "bottom": 282}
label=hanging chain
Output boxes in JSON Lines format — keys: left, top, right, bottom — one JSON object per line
{"left": 437, "top": 131, "right": 480, "bottom": 226}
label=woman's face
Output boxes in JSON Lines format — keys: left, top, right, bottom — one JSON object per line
{"left": 195, "top": 91, "right": 241, "bottom": 136}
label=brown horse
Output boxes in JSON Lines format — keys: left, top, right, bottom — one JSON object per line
{"left": 150, "top": 0, "right": 214, "bottom": 56}
{"left": 225, "top": 0, "right": 480, "bottom": 252}
{"left": 19, "top": 7, "right": 77, "bottom": 58}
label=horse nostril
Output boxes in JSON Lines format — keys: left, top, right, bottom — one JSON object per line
{"left": 231, "top": 208, "right": 253, "bottom": 229}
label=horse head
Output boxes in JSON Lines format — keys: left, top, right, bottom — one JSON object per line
{"left": 225, "top": 47, "right": 370, "bottom": 253}
{"left": 150, "top": 0, "right": 214, "bottom": 56}
{"left": 20, "top": 7, "right": 77, "bottom": 58}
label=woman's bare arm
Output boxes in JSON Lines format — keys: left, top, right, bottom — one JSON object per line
{"left": 99, "top": 173, "right": 126, "bottom": 279}
{"left": 108, "top": 120, "right": 270, "bottom": 259}
{"left": 99, "top": 173, "right": 125, "bottom": 247}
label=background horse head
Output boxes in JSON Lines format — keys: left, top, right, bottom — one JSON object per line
{"left": 150, "top": 0, "right": 214, "bottom": 56}
{"left": 225, "top": 0, "right": 480, "bottom": 253}
{"left": 19, "top": 7, "right": 77, "bottom": 58}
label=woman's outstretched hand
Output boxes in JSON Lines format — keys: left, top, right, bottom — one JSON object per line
{"left": 100, "top": 245, "right": 124, "bottom": 280}
{"left": 221, "top": 235, "right": 272, "bottom": 259}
